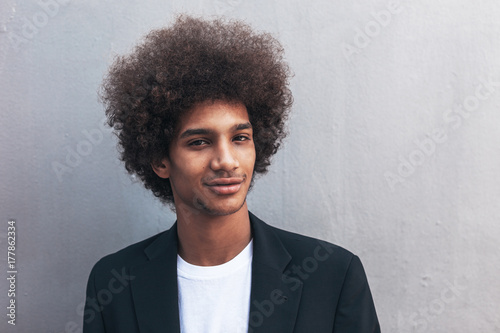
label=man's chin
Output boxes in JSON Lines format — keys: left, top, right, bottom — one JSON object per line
{"left": 196, "top": 197, "right": 247, "bottom": 216}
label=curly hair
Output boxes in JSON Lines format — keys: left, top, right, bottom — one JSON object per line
{"left": 100, "top": 15, "right": 293, "bottom": 205}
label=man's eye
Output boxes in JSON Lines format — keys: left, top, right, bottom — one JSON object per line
{"left": 234, "top": 135, "right": 250, "bottom": 142}
{"left": 189, "top": 139, "right": 208, "bottom": 146}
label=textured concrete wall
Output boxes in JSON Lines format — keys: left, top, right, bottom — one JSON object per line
{"left": 1, "top": 0, "right": 499, "bottom": 332}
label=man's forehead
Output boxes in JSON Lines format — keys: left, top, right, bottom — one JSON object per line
{"left": 176, "top": 100, "right": 251, "bottom": 133}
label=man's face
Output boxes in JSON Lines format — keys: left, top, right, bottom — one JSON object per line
{"left": 154, "top": 100, "right": 256, "bottom": 216}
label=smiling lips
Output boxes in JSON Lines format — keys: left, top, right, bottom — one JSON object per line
{"left": 205, "top": 177, "right": 244, "bottom": 195}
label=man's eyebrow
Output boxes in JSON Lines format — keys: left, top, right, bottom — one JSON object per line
{"left": 179, "top": 122, "right": 252, "bottom": 139}
{"left": 235, "top": 122, "right": 252, "bottom": 130}
{"left": 179, "top": 128, "right": 213, "bottom": 139}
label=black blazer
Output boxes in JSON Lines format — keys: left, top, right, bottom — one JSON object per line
{"left": 83, "top": 212, "right": 380, "bottom": 332}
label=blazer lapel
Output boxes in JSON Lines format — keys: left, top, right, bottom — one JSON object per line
{"left": 249, "top": 213, "right": 303, "bottom": 333}
{"left": 128, "top": 214, "right": 303, "bottom": 333}
{"left": 130, "top": 223, "right": 181, "bottom": 333}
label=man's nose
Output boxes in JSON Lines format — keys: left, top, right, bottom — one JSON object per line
{"left": 210, "top": 141, "right": 239, "bottom": 171}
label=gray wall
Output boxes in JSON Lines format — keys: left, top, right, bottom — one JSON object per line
{"left": 1, "top": 0, "right": 499, "bottom": 332}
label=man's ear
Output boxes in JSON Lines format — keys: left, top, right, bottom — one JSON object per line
{"left": 151, "top": 158, "right": 170, "bottom": 179}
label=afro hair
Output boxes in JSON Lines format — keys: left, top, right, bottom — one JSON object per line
{"left": 100, "top": 15, "right": 293, "bottom": 205}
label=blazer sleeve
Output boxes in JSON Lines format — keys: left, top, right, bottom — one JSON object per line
{"left": 82, "top": 265, "right": 107, "bottom": 333}
{"left": 333, "top": 255, "right": 381, "bottom": 333}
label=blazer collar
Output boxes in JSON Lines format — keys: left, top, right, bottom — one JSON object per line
{"left": 249, "top": 212, "right": 303, "bottom": 333}
{"left": 130, "top": 223, "right": 181, "bottom": 332}
{"left": 129, "top": 212, "right": 303, "bottom": 333}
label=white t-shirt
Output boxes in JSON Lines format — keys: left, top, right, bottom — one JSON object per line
{"left": 177, "top": 240, "right": 253, "bottom": 333}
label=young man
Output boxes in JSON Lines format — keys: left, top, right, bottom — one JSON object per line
{"left": 84, "top": 15, "right": 380, "bottom": 333}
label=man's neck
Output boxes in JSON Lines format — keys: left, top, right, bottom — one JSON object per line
{"left": 176, "top": 202, "right": 252, "bottom": 266}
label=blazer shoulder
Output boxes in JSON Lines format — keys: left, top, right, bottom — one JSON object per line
{"left": 252, "top": 213, "right": 355, "bottom": 266}
{"left": 90, "top": 227, "right": 171, "bottom": 275}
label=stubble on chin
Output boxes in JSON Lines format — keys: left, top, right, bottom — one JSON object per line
{"left": 194, "top": 196, "right": 247, "bottom": 216}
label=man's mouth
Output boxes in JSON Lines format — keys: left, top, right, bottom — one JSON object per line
{"left": 205, "top": 178, "right": 244, "bottom": 195}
